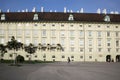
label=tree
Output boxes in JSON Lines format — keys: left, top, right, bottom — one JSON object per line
{"left": 0, "top": 44, "right": 7, "bottom": 62}
{"left": 7, "top": 36, "right": 23, "bottom": 65}
{"left": 56, "top": 44, "right": 64, "bottom": 51}
{"left": 38, "top": 43, "right": 42, "bottom": 51}
{"left": 47, "top": 44, "right": 51, "bottom": 51}
{"left": 24, "top": 43, "right": 37, "bottom": 62}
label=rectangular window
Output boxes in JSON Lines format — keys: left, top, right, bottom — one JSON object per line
{"left": 33, "top": 39, "right": 38, "bottom": 46}
{"left": 107, "top": 32, "right": 110, "bottom": 37}
{"left": 98, "top": 31, "right": 101, "bottom": 37}
{"left": 43, "top": 54, "right": 46, "bottom": 58}
{"left": 25, "top": 29, "right": 30, "bottom": 35}
{"left": 52, "top": 55, "right": 55, "bottom": 58}
{"left": 79, "top": 39, "right": 84, "bottom": 46}
{"left": 79, "top": 31, "right": 84, "bottom": 36}
{"left": 70, "top": 30, "right": 74, "bottom": 36}
{"left": 89, "top": 56, "right": 92, "bottom": 59}
{"left": 88, "top": 31, "right": 92, "bottom": 37}
{"left": 80, "top": 48, "right": 84, "bottom": 52}
{"left": 107, "top": 26, "right": 110, "bottom": 28}
{"left": 89, "top": 48, "right": 92, "bottom": 52}
{"left": 25, "top": 38, "right": 30, "bottom": 45}
{"left": 116, "top": 48, "right": 119, "bottom": 52}
{"left": 41, "top": 38, "right": 46, "bottom": 45}
{"left": 80, "top": 56, "right": 83, "bottom": 59}
{"left": 71, "top": 56, "right": 74, "bottom": 58}
{"left": 17, "top": 29, "right": 22, "bottom": 35}
{"left": 60, "top": 31, "right": 65, "bottom": 36}
{"left": 98, "top": 39, "right": 101, "bottom": 46}
{"left": 108, "top": 48, "right": 111, "bottom": 52}
{"left": 70, "top": 47, "right": 74, "bottom": 52}
{"left": 0, "top": 30, "right": 5, "bottom": 35}
{"left": 79, "top": 25, "right": 82, "bottom": 27}
{"left": 88, "top": 25, "right": 91, "bottom": 27}
{"left": 107, "top": 39, "right": 111, "bottom": 46}
{"left": 62, "top": 55, "right": 65, "bottom": 58}
{"left": 116, "top": 26, "right": 118, "bottom": 28}
{"left": 116, "top": 32, "right": 119, "bottom": 37}
{"left": 33, "top": 30, "right": 38, "bottom": 36}
{"left": 60, "top": 38, "right": 65, "bottom": 46}
{"left": 89, "top": 39, "right": 92, "bottom": 46}
{"left": 51, "top": 38, "right": 56, "bottom": 45}
{"left": 51, "top": 30, "right": 55, "bottom": 36}
{"left": 42, "top": 30, "right": 46, "bottom": 36}
{"left": 61, "top": 24, "right": 64, "bottom": 27}
{"left": 0, "top": 38, "right": 4, "bottom": 44}
{"left": 52, "top": 24, "right": 55, "bottom": 26}
{"left": 8, "top": 30, "right": 15, "bottom": 35}
{"left": 116, "top": 40, "right": 119, "bottom": 47}
{"left": 98, "top": 48, "right": 102, "bottom": 52}
{"left": 70, "top": 38, "right": 74, "bottom": 46}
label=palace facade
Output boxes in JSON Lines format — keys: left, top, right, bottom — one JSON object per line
{"left": 0, "top": 12, "right": 120, "bottom": 62}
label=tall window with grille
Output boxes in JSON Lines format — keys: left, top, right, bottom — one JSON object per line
{"left": 107, "top": 32, "right": 110, "bottom": 37}
{"left": 42, "top": 30, "right": 46, "bottom": 36}
{"left": 89, "top": 39, "right": 92, "bottom": 46}
{"left": 107, "top": 39, "right": 111, "bottom": 46}
{"left": 98, "top": 31, "right": 101, "bottom": 37}
{"left": 116, "top": 40, "right": 119, "bottom": 47}
{"left": 88, "top": 31, "right": 92, "bottom": 37}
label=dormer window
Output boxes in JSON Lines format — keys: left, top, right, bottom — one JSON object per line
{"left": 33, "top": 13, "right": 38, "bottom": 20}
{"left": 68, "top": 14, "right": 74, "bottom": 21}
{"left": 104, "top": 15, "right": 110, "bottom": 22}
{"left": 1, "top": 14, "right": 5, "bottom": 20}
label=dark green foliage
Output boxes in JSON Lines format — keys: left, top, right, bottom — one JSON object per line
{"left": 0, "top": 44, "right": 7, "bottom": 61}
{"left": 24, "top": 43, "right": 37, "bottom": 61}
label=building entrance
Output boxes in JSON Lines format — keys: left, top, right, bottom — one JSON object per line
{"left": 106, "top": 55, "right": 111, "bottom": 62}
{"left": 116, "top": 55, "right": 120, "bottom": 62}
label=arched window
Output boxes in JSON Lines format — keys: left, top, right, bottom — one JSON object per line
{"left": 68, "top": 14, "right": 74, "bottom": 21}
{"left": 33, "top": 13, "right": 38, "bottom": 20}
{"left": 1, "top": 14, "right": 5, "bottom": 20}
{"left": 104, "top": 15, "right": 110, "bottom": 22}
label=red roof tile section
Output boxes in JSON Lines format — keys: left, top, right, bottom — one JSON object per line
{"left": 0, "top": 12, "right": 120, "bottom": 22}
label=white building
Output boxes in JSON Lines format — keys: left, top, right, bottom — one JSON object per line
{"left": 0, "top": 12, "right": 120, "bottom": 62}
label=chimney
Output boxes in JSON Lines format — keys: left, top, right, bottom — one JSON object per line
{"left": 110, "top": 11, "right": 114, "bottom": 14}
{"left": 64, "top": 7, "right": 67, "bottom": 13}
{"left": 70, "top": 10, "right": 73, "bottom": 13}
{"left": 50, "top": 10, "right": 52, "bottom": 12}
{"left": 32, "top": 7, "right": 36, "bottom": 12}
{"left": 22, "top": 10, "right": 25, "bottom": 12}
{"left": 115, "top": 11, "right": 119, "bottom": 14}
{"left": 77, "top": 10, "right": 79, "bottom": 13}
{"left": 25, "top": 9, "right": 28, "bottom": 12}
{"left": 67, "top": 10, "right": 70, "bottom": 13}
{"left": 102, "top": 9, "right": 107, "bottom": 14}
{"left": 54, "top": 10, "right": 57, "bottom": 12}
{"left": 7, "top": 9, "right": 10, "bottom": 12}
{"left": 80, "top": 8, "right": 84, "bottom": 13}
{"left": 17, "top": 10, "right": 20, "bottom": 12}
{"left": 97, "top": 8, "right": 101, "bottom": 14}
{"left": 41, "top": 7, "right": 44, "bottom": 12}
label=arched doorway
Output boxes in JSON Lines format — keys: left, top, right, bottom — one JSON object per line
{"left": 106, "top": 55, "right": 111, "bottom": 62}
{"left": 16, "top": 55, "right": 25, "bottom": 63}
{"left": 116, "top": 55, "right": 120, "bottom": 62}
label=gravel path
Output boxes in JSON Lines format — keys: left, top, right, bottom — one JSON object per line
{"left": 0, "top": 62, "right": 120, "bottom": 80}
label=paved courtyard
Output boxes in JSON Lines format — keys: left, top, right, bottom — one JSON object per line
{"left": 0, "top": 62, "right": 120, "bottom": 80}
